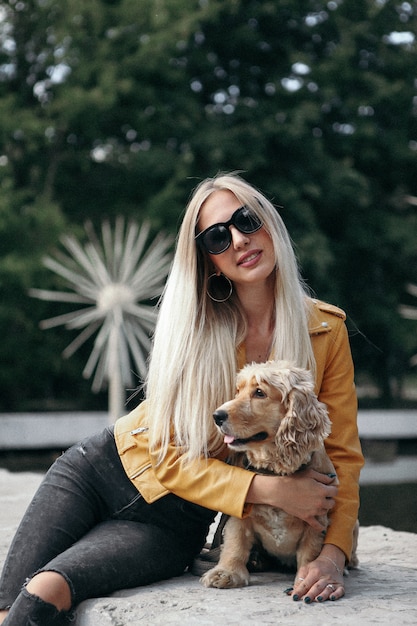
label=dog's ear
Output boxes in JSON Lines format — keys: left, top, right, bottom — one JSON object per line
{"left": 275, "top": 370, "right": 331, "bottom": 473}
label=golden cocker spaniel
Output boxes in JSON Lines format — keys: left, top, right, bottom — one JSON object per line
{"left": 201, "top": 360, "right": 353, "bottom": 589}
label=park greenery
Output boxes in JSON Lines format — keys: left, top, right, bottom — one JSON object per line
{"left": 0, "top": 0, "right": 416, "bottom": 412}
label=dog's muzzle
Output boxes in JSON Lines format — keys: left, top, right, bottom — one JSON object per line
{"left": 213, "top": 409, "right": 268, "bottom": 447}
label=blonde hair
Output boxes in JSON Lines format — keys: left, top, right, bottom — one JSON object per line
{"left": 145, "top": 173, "right": 315, "bottom": 463}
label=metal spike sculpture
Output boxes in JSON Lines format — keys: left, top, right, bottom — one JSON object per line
{"left": 30, "top": 218, "right": 173, "bottom": 421}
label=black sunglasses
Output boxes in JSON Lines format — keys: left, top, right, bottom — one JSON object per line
{"left": 195, "top": 205, "right": 263, "bottom": 255}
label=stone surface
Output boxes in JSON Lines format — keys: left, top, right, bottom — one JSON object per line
{"left": 1, "top": 469, "right": 417, "bottom": 625}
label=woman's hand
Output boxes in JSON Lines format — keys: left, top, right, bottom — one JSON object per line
{"left": 247, "top": 469, "right": 338, "bottom": 532}
{"left": 286, "top": 545, "right": 346, "bottom": 603}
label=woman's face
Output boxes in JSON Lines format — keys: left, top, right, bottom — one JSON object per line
{"left": 197, "top": 190, "right": 276, "bottom": 289}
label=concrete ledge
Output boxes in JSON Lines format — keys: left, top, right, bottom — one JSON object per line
{"left": 1, "top": 470, "right": 417, "bottom": 625}
{"left": 75, "top": 528, "right": 417, "bottom": 626}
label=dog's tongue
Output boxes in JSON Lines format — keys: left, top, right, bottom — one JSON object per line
{"left": 224, "top": 434, "right": 235, "bottom": 444}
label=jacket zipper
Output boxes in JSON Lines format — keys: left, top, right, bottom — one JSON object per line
{"left": 130, "top": 463, "right": 152, "bottom": 479}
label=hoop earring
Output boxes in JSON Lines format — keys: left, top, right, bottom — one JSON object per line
{"left": 207, "top": 273, "right": 233, "bottom": 302}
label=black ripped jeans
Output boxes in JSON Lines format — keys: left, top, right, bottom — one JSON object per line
{"left": 0, "top": 427, "right": 215, "bottom": 611}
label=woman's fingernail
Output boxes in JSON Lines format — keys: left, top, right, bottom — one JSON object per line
{"left": 292, "top": 594, "right": 299, "bottom": 601}
{"left": 283, "top": 587, "right": 293, "bottom": 594}
{"left": 330, "top": 595, "right": 336, "bottom": 601}
{"left": 304, "top": 596, "right": 311, "bottom": 604}
{"left": 317, "top": 596, "right": 324, "bottom": 602}
{"left": 327, "top": 473, "right": 336, "bottom": 478}
{"left": 321, "top": 529, "right": 327, "bottom": 536}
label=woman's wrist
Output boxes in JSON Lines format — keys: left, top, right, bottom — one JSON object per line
{"left": 318, "top": 544, "right": 346, "bottom": 574}
{"left": 245, "top": 474, "right": 282, "bottom": 506}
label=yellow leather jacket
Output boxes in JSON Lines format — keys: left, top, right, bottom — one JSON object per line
{"left": 115, "top": 299, "right": 364, "bottom": 560}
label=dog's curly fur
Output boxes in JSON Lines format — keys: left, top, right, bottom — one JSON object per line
{"left": 201, "top": 360, "right": 354, "bottom": 589}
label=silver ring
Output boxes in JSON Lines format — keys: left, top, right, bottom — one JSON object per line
{"left": 326, "top": 584, "right": 336, "bottom": 591}
{"left": 297, "top": 577, "right": 304, "bottom": 581}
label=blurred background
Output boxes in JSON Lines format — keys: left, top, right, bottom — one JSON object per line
{"left": 0, "top": 0, "right": 416, "bottom": 531}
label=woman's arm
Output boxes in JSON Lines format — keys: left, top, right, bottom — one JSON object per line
{"left": 286, "top": 303, "right": 364, "bottom": 602}
{"left": 247, "top": 470, "right": 338, "bottom": 532}
{"left": 311, "top": 313, "right": 364, "bottom": 560}
{"left": 115, "top": 403, "right": 339, "bottom": 521}
{"left": 116, "top": 403, "right": 255, "bottom": 517}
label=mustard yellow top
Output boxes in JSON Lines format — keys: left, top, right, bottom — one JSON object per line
{"left": 114, "top": 299, "right": 364, "bottom": 560}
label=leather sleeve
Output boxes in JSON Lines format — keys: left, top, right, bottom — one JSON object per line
{"left": 310, "top": 302, "right": 364, "bottom": 561}
{"left": 151, "top": 438, "right": 255, "bottom": 518}
{"left": 114, "top": 404, "right": 255, "bottom": 518}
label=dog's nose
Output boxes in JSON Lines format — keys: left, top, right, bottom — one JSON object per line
{"left": 213, "top": 409, "right": 228, "bottom": 426}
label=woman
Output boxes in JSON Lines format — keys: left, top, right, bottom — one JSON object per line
{"left": 0, "top": 173, "right": 363, "bottom": 624}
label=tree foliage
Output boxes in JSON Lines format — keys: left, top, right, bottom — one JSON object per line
{"left": 0, "top": 0, "right": 416, "bottom": 409}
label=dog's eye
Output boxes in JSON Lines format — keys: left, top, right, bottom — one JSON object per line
{"left": 253, "top": 388, "right": 266, "bottom": 398}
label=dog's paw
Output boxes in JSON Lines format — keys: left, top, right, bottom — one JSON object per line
{"left": 200, "top": 566, "right": 249, "bottom": 589}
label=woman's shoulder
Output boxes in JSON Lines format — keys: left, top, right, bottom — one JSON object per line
{"left": 115, "top": 400, "right": 148, "bottom": 435}
{"left": 307, "top": 298, "right": 347, "bottom": 335}
{"left": 309, "top": 298, "right": 346, "bottom": 318}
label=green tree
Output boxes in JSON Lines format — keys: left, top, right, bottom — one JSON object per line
{"left": 0, "top": 0, "right": 416, "bottom": 409}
